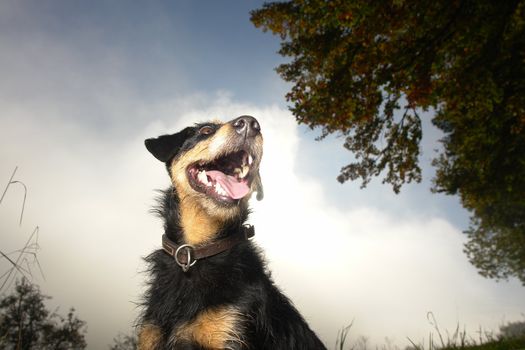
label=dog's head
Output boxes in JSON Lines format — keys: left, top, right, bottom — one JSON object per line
{"left": 145, "top": 116, "right": 263, "bottom": 225}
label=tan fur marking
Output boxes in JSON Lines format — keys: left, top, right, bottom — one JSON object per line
{"left": 169, "top": 139, "right": 221, "bottom": 245}
{"left": 207, "top": 124, "right": 234, "bottom": 155}
{"left": 173, "top": 306, "right": 245, "bottom": 349}
{"left": 179, "top": 197, "right": 221, "bottom": 245}
{"left": 170, "top": 141, "right": 211, "bottom": 190}
{"left": 138, "top": 324, "right": 162, "bottom": 350}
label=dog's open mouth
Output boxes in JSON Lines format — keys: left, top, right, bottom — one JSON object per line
{"left": 187, "top": 150, "right": 255, "bottom": 202}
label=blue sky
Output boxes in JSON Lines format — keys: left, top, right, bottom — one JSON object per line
{"left": 1, "top": 1, "right": 524, "bottom": 348}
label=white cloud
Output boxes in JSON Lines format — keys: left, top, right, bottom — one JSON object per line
{"left": 2, "top": 95, "right": 524, "bottom": 349}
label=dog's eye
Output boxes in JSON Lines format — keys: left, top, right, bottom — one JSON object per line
{"left": 199, "top": 126, "right": 215, "bottom": 135}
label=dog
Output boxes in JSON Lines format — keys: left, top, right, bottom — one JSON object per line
{"left": 139, "top": 115, "right": 327, "bottom": 349}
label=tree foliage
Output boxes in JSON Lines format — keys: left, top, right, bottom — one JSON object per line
{"left": 0, "top": 279, "right": 87, "bottom": 349}
{"left": 251, "top": 0, "right": 525, "bottom": 283}
{"left": 109, "top": 333, "right": 138, "bottom": 350}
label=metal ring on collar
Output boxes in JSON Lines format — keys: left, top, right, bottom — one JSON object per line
{"left": 174, "top": 244, "right": 196, "bottom": 272}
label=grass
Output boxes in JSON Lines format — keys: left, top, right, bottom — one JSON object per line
{"left": 336, "top": 313, "right": 525, "bottom": 350}
{"left": 423, "top": 336, "right": 525, "bottom": 350}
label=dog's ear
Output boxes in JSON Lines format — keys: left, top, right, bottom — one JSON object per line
{"left": 254, "top": 173, "right": 264, "bottom": 201}
{"left": 145, "top": 127, "right": 195, "bottom": 162}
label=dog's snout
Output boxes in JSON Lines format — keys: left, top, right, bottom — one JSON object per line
{"left": 232, "top": 116, "right": 260, "bottom": 138}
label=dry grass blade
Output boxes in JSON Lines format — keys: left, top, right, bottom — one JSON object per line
{"left": 335, "top": 321, "right": 354, "bottom": 350}
{"left": 0, "top": 166, "right": 27, "bottom": 226}
{"left": 427, "top": 312, "right": 446, "bottom": 348}
{"left": 1, "top": 167, "right": 44, "bottom": 293}
{"left": 0, "top": 226, "right": 43, "bottom": 292}
{"left": 406, "top": 336, "right": 422, "bottom": 350}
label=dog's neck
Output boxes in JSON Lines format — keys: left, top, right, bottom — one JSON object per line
{"left": 159, "top": 188, "right": 248, "bottom": 246}
{"left": 179, "top": 200, "right": 221, "bottom": 245}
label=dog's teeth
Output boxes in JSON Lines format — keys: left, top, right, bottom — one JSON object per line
{"left": 215, "top": 182, "right": 226, "bottom": 196}
{"left": 197, "top": 170, "right": 208, "bottom": 185}
{"left": 234, "top": 166, "right": 250, "bottom": 179}
{"left": 248, "top": 155, "right": 253, "bottom": 165}
{"left": 239, "top": 165, "right": 249, "bottom": 179}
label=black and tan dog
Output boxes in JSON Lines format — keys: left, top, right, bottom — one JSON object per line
{"left": 139, "top": 116, "right": 326, "bottom": 349}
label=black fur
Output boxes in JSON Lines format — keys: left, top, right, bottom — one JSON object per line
{"left": 145, "top": 126, "right": 197, "bottom": 163}
{"left": 140, "top": 119, "right": 326, "bottom": 349}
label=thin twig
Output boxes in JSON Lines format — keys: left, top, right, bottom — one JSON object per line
{"left": 0, "top": 250, "right": 30, "bottom": 276}
{"left": 0, "top": 226, "right": 41, "bottom": 292}
{"left": 336, "top": 321, "right": 354, "bottom": 350}
{"left": 10, "top": 181, "right": 27, "bottom": 226}
{"left": 1, "top": 168, "right": 45, "bottom": 292}
{"left": 0, "top": 166, "right": 17, "bottom": 204}
{"left": 427, "top": 312, "right": 446, "bottom": 348}
{"left": 0, "top": 167, "right": 28, "bottom": 226}
{"left": 406, "top": 337, "right": 421, "bottom": 350}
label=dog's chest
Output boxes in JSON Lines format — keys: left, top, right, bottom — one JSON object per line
{"left": 170, "top": 305, "right": 246, "bottom": 349}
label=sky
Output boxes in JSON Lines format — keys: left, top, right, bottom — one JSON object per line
{"left": 0, "top": 1, "right": 524, "bottom": 349}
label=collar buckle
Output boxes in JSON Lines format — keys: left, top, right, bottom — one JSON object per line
{"left": 174, "top": 244, "right": 196, "bottom": 272}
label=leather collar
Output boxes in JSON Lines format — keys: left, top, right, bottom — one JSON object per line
{"left": 162, "top": 225, "right": 255, "bottom": 272}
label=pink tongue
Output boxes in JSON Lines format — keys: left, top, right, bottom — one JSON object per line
{"left": 206, "top": 170, "right": 250, "bottom": 199}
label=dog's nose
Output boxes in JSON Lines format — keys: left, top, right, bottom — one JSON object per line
{"left": 232, "top": 116, "right": 260, "bottom": 138}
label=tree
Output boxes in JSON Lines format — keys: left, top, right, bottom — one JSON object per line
{"left": 109, "top": 333, "right": 138, "bottom": 350}
{"left": 251, "top": 0, "right": 525, "bottom": 283}
{"left": 500, "top": 319, "right": 525, "bottom": 339}
{"left": 0, "top": 279, "right": 87, "bottom": 349}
